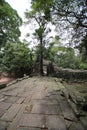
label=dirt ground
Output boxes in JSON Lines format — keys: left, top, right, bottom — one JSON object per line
{"left": 0, "top": 77, "right": 14, "bottom": 83}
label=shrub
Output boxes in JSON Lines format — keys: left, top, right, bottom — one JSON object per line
{"left": 79, "top": 63, "right": 87, "bottom": 70}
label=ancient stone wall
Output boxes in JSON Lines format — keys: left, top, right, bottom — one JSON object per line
{"left": 55, "top": 68, "right": 87, "bottom": 80}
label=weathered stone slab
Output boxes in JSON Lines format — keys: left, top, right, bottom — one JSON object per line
{"left": 21, "top": 92, "right": 32, "bottom": 98}
{"left": 44, "top": 104, "right": 60, "bottom": 115}
{"left": 17, "top": 127, "right": 41, "bottom": 130}
{"left": 0, "top": 102, "right": 11, "bottom": 117}
{"left": 80, "top": 117, "right": 87, "bottom": 129}
{"left": 0, "top": 101, "right": 12, "bottom": 117}
{"left": 24, "top": 104, "right": 33, "bottom": 114}
{"left": 31, "top": 92, "right": 45, "bottom": 100}
{"left": 16, "top": 97, "right": 25, "bottom": 104}
{"left": 0, "top": 101, "right": 11, "bottom": 110}
{"left": 1, "top": 104, "right": 22, "bottom": 121}
{"left": 58, "top": 99, "right": 76, "bottom": 121}
{"left": 23, "top": 96, "right": 32, "bottom": 103}
{"left": 0, "top": 95, "right": 5, "bottom": 102}
{"left": 69, "top": 122, "right": 84, "bottom": 130}
{"left": 0, "top": 97, "right": 7, "bottom": 102}
{"left": 31, "top": 104, "right": 60, "bottom": 115}
{"left": 4, "top": 96, "right": 19, "bottom": 103}
{"left": 46, "top": 115, "right": 66, "bottom": 130}
{"left": 7, "top": 104, "right": 26, "bottom": 130}
{"left": 64, "top": 120, "right": 73, "bottom": 129}
{"left": 2, "top": 90, "right": 18, "bottom": 96}
{"left": 17, "top": 89, "right": 25, "bottom": 96}
{"left": 31, "top": 99, "right": 58, "bottom": 105}
{"left": 18, "top": 114, "right": 45, "bottom": 128}
{"left": 30, "top": 104, "right": 43, "bottom": 114}
{"left": 0, "top": 121, "right": 8, "bottom": 130}
{"left": 0, "top": 109, "right": 5, "bottom": 117}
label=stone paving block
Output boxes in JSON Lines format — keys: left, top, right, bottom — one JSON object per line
{"left": 18, "top": 114, "right": 45, "bottom": 128}
{"left": 48, "top": 129, "right": 63, "bottom": 130}
{"left": 0, "top": 101, "right": 11, "bottom": 110}
{"left": 0, "top": 94, "right": 4, "bottom": 99}
{"left": 80, "top": 117, "right": 87, "bottom": 129}
{"left": 9, "top": 90, "right": 20, "bottom": 96}
{"left": 2, "top": 91, "right": 17, "bottom": 96}
{"left": 24, "top": 96, "right": 32, "bottom": 104}
{"left": 1, "top": 104, "right": 22, "bottom": 121}
{"left": 31, "top": 99, "right": 58, "bottom": 105}
{"left": 31, "top": 92, "right": 46, "bottom": 100}
{"left": 17, "top": 89, "right": 25, "bottom": 96}
{"left": 24, "top": 104, "right": 33, "bottom": 114}
{"left": 0, "top": 109, "right": 6, "bottom": 117}
{"left": 58, "top": 99, "right": 76, "bottom": 121}
{"left": 0, "top": 95, "right": 5, "bottom": 102}
{"left": 31, "top": 104, "right": 60, "bottom": 115}
{"left": 7, "top": 104, "right": 26, "bottom": 130}
{"left": 44, "top": 99, "right": 58, "bottom": 105}
{"left": 44, "top": 104, "right": 60, "bottom": 115}
{"left": 30, "top": 104, "right": 43, "bottom": 114}
{"left": 4, "top": 96, "right": 19, "bottom": 103}
{"left": 17, "top": 127, "right": 41, "bottom": 130}
{"left": 21, "top": 92, "right": 33, "bottom": 98}
{"left": 16, "top": 97, "right": 25, "bottom": 104}
{"left": 68, "top": 122, "right": 84, "bottom": 130}
{"left": 0, "top": 121, "right": 8, "bottom": 130}
{"left": 48, "top": 93, "right": 61, "bottom": 101}
{"left": 64, "top": 120, "right": 73, "bottom": 129}
{"left": 0, "top": 102, "right": 12, "bottom": 117}
{"left": 0, "top": 97, "right": 7, "bottom": 102}
{"left": 46, "top": 115, "right": 66, "bottom": 130}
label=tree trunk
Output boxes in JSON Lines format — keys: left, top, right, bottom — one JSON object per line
{"left": 40, "top": 37, "right": 43, "bottom": 75}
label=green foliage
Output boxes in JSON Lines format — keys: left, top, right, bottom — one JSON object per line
{"left": 0, "top": 0, "right": 22, "bottom": 48}
{"left": 79, "top": 63, "right": 87, "bottom": 70}
{"left": 0, "top": 42, "right": 32, "bottom": 77}
{"left": 31, "top": 0, "right": 53, "bottom": 21}
{"left": 52, "top": 0, "right": 87, "bottom": 59}
{"left": 44, "top": 40, "right": 80, "bottom": 69}
{"left": 79, "top": 35, "right": 87, "bottom": 61}
{"left": 25, "top": 0, "right": 87, "bottom": 72}
{"left": 56, "top": 48, "right": 80, "bottom": 69}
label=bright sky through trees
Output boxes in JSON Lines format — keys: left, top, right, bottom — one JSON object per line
{"left": 6, "top": 0, "right": 31, "bottom": 18}
{"left": 6, "top": 0, "right": 31, "bottom": 41}
{"left": 5, "top": 0, "right": 56, "bottom": 44}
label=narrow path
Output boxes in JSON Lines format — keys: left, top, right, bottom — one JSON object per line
{"left": 0, "top": 77, "right": 85, "bottom": 130}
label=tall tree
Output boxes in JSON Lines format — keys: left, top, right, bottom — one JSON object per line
{"left": 0, "top": 0, "right": 22, "bottom": 49}
{"left": 25, "top": 0, "right": 53, "bottom": 75}
{"left": 28, "top": 0, "right": 87, "bottom": 55}
{"left": 52, "top": 0, "right": 87, "bottom": 46}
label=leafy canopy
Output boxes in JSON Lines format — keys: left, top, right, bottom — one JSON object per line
{"left": 53, "top": 0, "right": 87, "bottom": 44}
{"left": 0, "top": 0, "right": 22, "bottom": 48}
{"left": 0, "top": 42, "right": 31, "bottom": 76}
